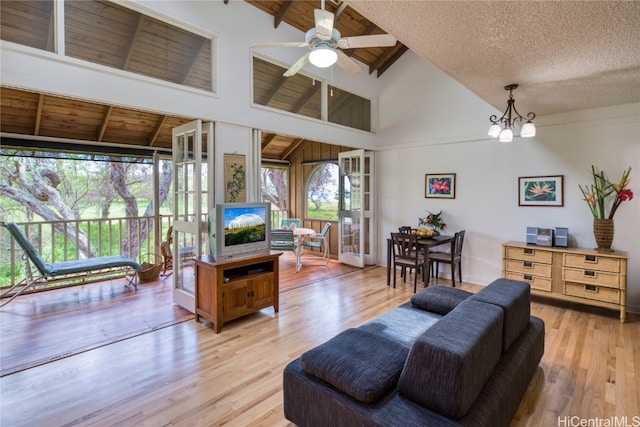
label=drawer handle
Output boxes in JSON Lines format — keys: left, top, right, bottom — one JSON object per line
{"left": 523, "top": 261, "right": 533, "bottom": 268}
{"left": 585, "top": 255, "right": 597, "bottom": 263}
{"left": 524, "top": 248, "right": 534, "bottom": 255}
{"left": 584, "top": 270, "right": 596, "bottom": 277}
{"left": 523, "top": 274, "right": 533, "bottom": 281}
{"left": 584, "top": 284, "right": 598, "bottom": 293}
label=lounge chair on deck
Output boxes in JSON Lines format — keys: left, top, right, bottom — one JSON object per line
{"left": 1, "top": 222, "right": 143, "bottom": 307}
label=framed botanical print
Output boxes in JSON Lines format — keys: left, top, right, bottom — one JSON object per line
{"left": 518, "top": 175, "right": 564, "bottom": 206}
{"left": 425, "top": 173, "right": 456, "bottom": 199}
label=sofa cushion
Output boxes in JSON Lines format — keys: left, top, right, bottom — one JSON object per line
{"left": 469, "top": 278, "right": 530, "bottom": 352}
{"left": 300, "top": 328, "right": 410, "bottom": 403}
{"left": 411, "top": 285, "right": 473, "bottom": 314}
{"left": 398, "top": 299, "right": 503, "bottom": 419}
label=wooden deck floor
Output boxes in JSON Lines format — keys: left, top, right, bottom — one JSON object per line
{"left": 1, "top": 261, "right": 638, "bottom": 426}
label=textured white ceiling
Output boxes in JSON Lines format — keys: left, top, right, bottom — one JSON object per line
{"left": 347, "top": 0, "right": 640, "bottom": 116}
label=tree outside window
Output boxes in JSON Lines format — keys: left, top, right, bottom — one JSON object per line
{"left": 306, "top": 163, "right": 339, "bottom": 220}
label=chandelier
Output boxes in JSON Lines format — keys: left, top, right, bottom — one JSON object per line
{"left": 488, "top": 84, "right": 536, "bottom": 143}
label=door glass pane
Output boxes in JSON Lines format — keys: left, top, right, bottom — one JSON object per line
{"left": 175, "top": 229, "right": 196, "bottom": 294}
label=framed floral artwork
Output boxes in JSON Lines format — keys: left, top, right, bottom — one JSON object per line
{"left": 425, "top": 173, "right": 456, "bottom": 199}
{"left": 518, "top": 175, "right": 564, "bottom": 206}
{"left": 224, "top": 154, "right": 247, "bottom": 202}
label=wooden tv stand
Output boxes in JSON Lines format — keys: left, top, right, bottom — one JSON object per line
{"left": 194, "top": 252, "right": 281, "bottom": 333}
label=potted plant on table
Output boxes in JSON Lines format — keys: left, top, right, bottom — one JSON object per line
{"left": 417, "top": 210, "right": 446, "bottom": 237}
{"left": 579, "top": 165, "right": 633, "bottom": 251}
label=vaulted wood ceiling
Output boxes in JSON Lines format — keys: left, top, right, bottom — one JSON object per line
{"left": 0, "top": 0, "right": 405, "bottom": 160}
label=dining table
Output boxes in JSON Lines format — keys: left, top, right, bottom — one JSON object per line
{"left": 287, "top": 227, "right": 316, "bottom": 270}
{"left": 386, "top": 234, "right": 454, "bottom": 287}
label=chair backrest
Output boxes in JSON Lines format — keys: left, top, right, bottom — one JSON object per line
{"left": 2, "top": 222, "right": 52, "bottom": 276}
{"left": 280, "top": 218, "right": 302, "bottom": 228}
{"left": 270, "top": 229, "right": 296, "bottom": 251}
{"left": 398, "top": 226, "right": 412, "bottom": 234}
{"left": 453, "top": 230, "right": 466, "bottom": 258}
{"left": 391, "top": 232, "right": 420, "bottom": 261}
{"left": 319, "top": 222, "right": 331, "bottom": 238}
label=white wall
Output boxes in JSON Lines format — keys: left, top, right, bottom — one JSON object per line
{"left": 377, "top": 53, "right": 640, "bottom": 312}
{"left": 0, "top": 0, "right": 380, "bottom": 151}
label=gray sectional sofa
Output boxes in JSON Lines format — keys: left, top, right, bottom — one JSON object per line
{"left": 283, "top": 278, "right": 545, "bottom": 427}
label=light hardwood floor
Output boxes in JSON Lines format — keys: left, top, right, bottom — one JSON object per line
{"left": 1, "top": 266, "right": 638, "bottom": 426}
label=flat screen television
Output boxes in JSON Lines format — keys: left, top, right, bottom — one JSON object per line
{"left": 209, "top": 202, "right": 271, "bottom": 260}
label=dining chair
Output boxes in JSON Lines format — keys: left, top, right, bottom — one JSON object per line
{"left": 270, "top": 229, "right": 301, "bottom": 271}
{"left": 390, "top": 232, "right": 425, "bottom": 293}
{"left": 302, "top": 222, "right": 331, "bottom": 265}
{"left": 280, "top": 218, "right": 302, "bottom": 229}
{"left": 428, "top": 230, "right": 465, "bottom": 287}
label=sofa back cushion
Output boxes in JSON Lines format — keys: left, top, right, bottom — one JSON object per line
{"left": 300, "top": 328, "right": 410, "bottom": 403}
{"left": 410, "top": 285, "right": 473, "bottom": 314}
{"left": 469, "top": 278, "right": 530, "bottom": 352}
{"left": 398, "top": 299, "right": 503, "bottom": 419}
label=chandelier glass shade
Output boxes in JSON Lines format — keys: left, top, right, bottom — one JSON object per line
{"left": 488, "top": 84, "right": 536, "bottom": 143}
{"left": 309, "top": 46, "right": 337, "bottom": 68}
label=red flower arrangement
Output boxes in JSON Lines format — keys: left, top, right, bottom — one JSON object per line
{"left": 579, "top": 166, "right": 633, "bottom": 219}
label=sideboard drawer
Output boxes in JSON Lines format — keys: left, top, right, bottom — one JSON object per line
{"left": 564, "top": 282, "right": 620, "bottom": 304}
{"left": 564, "top": 253, "right": 620, "bottom": 273}
{"left": 563, "top": 267, "right": 620, "bottom": 289}
{"left": 504, "top": 247, "right": 552, "bottom": 264}
{"left": 505, "top": 272, "right": 552, "bottom": 292}
{"left": 504, "top": 259, "right": 552, "bottom": 278}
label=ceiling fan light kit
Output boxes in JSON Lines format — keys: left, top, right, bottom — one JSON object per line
{"left": 488, "top": 84, "right": 536, "bottom": 142}
{"left": 309, "top": 46, "right": 337, "bottom": 68}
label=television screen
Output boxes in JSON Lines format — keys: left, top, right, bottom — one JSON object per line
{"left": 223, "top": 206, "right": 267, "bottom": 247}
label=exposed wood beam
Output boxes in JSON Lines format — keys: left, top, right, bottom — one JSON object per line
{"left": 369, "top": 43, "right": 402, "bottom": 75}
{"left": 291, "top": 84, "right": 321, "bottom": 114}
{"left": 280, "top": 138, "right": 304, "bottom": 160}
{"left": 261, "top": 133, "right": 277, "bottom": 151}
{"left": 148, "top": 116, "right": 167, "bottom": 147}
{"left": 274, "top": 1, "right": 294, "bottom": 29}
{"left": 97, "top": 106, "right": 114, "bottom": 142}
{"left": 177, "top": 37, "right": 207, "bottom": 84}
{"left": 259, "top": 75, "right": 289, "bottom": 106}
{"left": 334, "top": 1, "right": 348, "bottom": 19}
{"left": 122, "top": 15, "right": 145, "bottom": 70}
{"left": 376, "top": 45, "right": 408, "bottom": 77}
{"left": 34, "top": 95, "right": 45, "bottom": 136}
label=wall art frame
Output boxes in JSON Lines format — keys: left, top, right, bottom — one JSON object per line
{"left": 224, "top": 153, "right": 247, "bottom": 203}
{"left": 518, "top": 175, "right": 564, "bottom": 206}
{"left": 425, "top": 173, "right": 456, "bottom": 199}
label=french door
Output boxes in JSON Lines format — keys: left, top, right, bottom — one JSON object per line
{"left": 338, "top": 149, "right": 375, "bottom": 267}
{"left": 171, "top": 120, "right": 214, "bottom": 312}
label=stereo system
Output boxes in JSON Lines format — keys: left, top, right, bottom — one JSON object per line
{"left": 526, "top": 227, "right": 568, "bottom": 247}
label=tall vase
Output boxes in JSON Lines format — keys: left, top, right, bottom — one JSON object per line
{"left": 593, "top": 218, "right": 614, "bottom": 252}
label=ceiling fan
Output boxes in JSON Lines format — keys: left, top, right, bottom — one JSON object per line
{"left": 252, "top": 0, "right": 397, "bottom": 77}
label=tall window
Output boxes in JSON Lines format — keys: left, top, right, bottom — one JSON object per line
{"left": 253, "top": 56, "right": 373, "bottom": 132}
{"left": 0, "top": 0, "right": 215, "bottom": 92}
{"left": 306, "top": 163, "right": 339, "bottom": 220}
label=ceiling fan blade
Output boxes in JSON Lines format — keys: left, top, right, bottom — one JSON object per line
{"left": 336, "top": 50, "right": 361, "bottom": 75}
{"left": 283, "top": 52, "right": 310, "bottom": 77}
{"left": 314, "top": 9, "right": 334, "bottom": 41}
{"left": 337, "top": 34, "right": 397, "bottom": 49}
{"left": 251, "top": 41, "right": 309, "bottom": 48}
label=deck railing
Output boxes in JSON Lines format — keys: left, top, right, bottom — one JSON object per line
{"left": 0, "top": 216, "right": 173, "bottom": 293}
{"left": 1, "top": 209, "right": 288, "bottom": 295}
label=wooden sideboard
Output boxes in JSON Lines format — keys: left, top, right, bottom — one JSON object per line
{"left": 502, "top": 241, "right": 628, "bottom": 322}
{"left": 195, "top": 252, "right": 281, "bottom": 333}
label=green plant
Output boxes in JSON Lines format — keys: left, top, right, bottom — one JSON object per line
{"left": 579, "top": 166, "right": 633, "bottom": 219}
{"left": 418, "top": 210, "right": 446, "bottom": 231}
